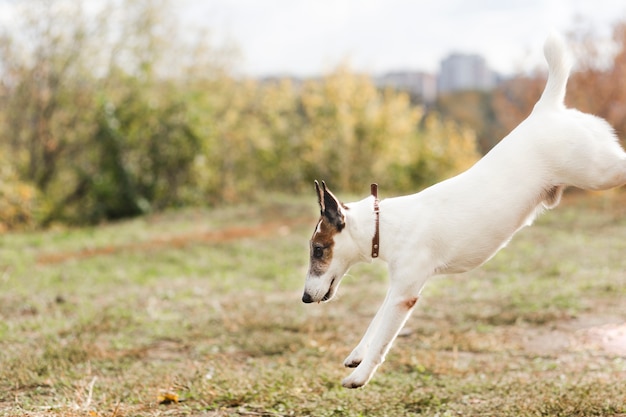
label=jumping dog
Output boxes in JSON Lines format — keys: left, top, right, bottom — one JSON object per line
{"left": 301, "top": 32, "right": 626, "bottom": 389}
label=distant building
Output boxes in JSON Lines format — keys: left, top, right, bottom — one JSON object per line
{"left": 438, "top": 53, "right": 497, "bottom": 93}
{"left": 258, "top": 52, "right": 499, "bottom": 100}
{"left": 375, "top": 71, "right": 437, "bottom": 103}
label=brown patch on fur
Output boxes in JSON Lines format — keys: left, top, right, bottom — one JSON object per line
{"left": 401, "top": 297, "right": 419, "bottom": 310}
{"left": 543, "top": 185, "right": 565, "bottom": 209}
{"left": 308, "top": 216, "right": 339, "bottom": 276}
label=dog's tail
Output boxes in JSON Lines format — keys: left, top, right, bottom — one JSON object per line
{"left": 535, "top": 31, "right": 572, "bottom": 110}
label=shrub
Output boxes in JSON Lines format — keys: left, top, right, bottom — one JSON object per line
{"left": 0, "top": 156, "right": 37, "bottom": 231}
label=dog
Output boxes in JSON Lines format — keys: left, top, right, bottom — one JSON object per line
{"left": 301, "top": 32, "right": 626, "bottom": 389}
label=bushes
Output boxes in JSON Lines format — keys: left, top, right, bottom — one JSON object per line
{"left": 0, "top": 67, "right": 480, "bottom": 227}
{"left": 0, "top": 0, "right": 482, "bottom": 227}
{"left": 0, "top": 155, "right": 37, "bottom": 231}
{"left": 182, "top": 70, "right": 480, "bottom": 202}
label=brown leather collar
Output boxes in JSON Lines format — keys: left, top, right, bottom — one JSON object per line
{"left": 371, "top": 183, "right": 380, "bottom": 258}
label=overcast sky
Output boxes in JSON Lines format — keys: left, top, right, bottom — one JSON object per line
{"left": 182, "top": 0, "right": 626, "bottom": 77}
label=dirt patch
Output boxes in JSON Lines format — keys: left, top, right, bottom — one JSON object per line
{"left": 576, "top": 322, "right": 626, "bottom": 355}
{"left": 36, "top": 217, "right": 313, "bottom": 265}
{"left": 520, "top": 315, "right": 626, "bottom": 356}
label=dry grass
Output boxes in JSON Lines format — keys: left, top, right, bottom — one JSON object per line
{"left": 0, "top": 192, "right": 625, "bottom": 416}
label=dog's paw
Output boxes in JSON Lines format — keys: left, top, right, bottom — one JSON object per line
{"left": 343, "top": 348, "right": 364, "bottom": 368}
{"left": 344, "top": 358, "right": 361, "bottom": 368}
{"left": 343, "top": 356, "right": 362, "bottom": 368}
{"left": 341, "top": 367, "right": 373, "bottom": 389}
{"left": 341, "top": 376, "right": 365, "bottom": 389}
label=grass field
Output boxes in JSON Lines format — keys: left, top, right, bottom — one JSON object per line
{"left": 1, "top": 192, "right": 625, "bottom": 416}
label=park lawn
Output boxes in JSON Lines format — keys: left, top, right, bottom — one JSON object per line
{"left": 0, "top": 192, "right": 625, "bottom": 416}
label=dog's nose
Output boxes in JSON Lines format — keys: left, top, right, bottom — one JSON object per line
{"left": 302, "top": 292, "right": 314, "bottom": 303}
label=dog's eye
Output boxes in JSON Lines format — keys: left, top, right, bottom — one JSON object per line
{"left": 313, "top": 246, "right": 324, "bottom": 259}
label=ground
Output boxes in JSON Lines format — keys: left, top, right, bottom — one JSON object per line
{"left": 0, "top": 192, "right": 625, "bottom": 416}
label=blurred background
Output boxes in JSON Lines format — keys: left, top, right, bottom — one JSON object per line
{"left": 1, "top": 0, "right": 626, "bottom": 230}
{"left": 2, "top": 3, "right": 626, "bottom": 415}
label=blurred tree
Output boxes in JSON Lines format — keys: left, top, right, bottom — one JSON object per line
{"left": 294, "top": 67, "right": 480, "bottom": 193}
{"left": 297, "top": 67, "right": 423, "bottom": 192}
{"left": 0, "top": 152, "right": 37, "bottom": 231}
{"left": 87, "top": 83, "right": 200, "bottom": 221}
{"left": 0, "top": 0, "right": 230, "bottom": 224}
{"left": 0, "top": 0, "right": 495, "bottom": 227}
{"left": 0, "top": 0, "right": 98, "bottom": 192}
{"left": 387, "top": 112, "right": 480, "bottom": 192}
{"left": 435, "top": 90, "right": 500, "bottom": 153}
{"left": 490, "top": 75, "right": 545, "bottom": 142}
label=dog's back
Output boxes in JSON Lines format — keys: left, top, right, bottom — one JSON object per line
{"left": 391, "top": 32, "right": 625, "bottom": 275}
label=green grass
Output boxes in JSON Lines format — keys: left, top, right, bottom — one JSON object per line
{"left": 1, "top": 192, "right": 625, "bottom": 416}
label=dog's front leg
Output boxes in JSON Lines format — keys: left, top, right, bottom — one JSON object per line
{"left": 341, "top": 284, "right": 420, "bottom": 389}
{"left": 343, "top": 289, "right": 392, "bottom": 368}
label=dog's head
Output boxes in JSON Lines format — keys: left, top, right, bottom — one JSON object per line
{"left": 302, "top": 181, "right": 360, "bottom": 303}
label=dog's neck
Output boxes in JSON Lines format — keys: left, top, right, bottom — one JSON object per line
{"left": 345, "top": 195, "right": 383, "bottom": 262}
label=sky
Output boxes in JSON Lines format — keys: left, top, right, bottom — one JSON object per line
{"left": 181, "top": 0, "right": 626, "bottom": 77}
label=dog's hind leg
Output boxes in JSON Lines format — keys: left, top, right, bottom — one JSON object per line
{"left": 592, "top": 157, "right": 626, "bottom": 191}
{"left": 576, "top": 153, "right": 626, "bottom": 191}
{"left": 557, "top": 112, "right": 626, "bottom": 191}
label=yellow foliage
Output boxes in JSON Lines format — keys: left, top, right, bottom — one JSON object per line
{"left": 297, "top": 66, "right": 426, "bottom": 192}
{"left": 0, "top": 154, "right": 38, "bottom": 231}
{"left": 420, "top": 113, "right": 481, "bottom": 178}
{"left": 186, "top": 65, "right": 481, "bottom": 201}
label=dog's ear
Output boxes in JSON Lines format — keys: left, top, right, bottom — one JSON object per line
{"left": 320, "top": 181, "right": 345, "bottom": 231}
{"left": 314, "top": 180, "right": 324, "bottom": 213}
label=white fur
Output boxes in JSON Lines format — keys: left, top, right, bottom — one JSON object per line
{"left": 302, "top": 32, "right": 626, "bottom": 388}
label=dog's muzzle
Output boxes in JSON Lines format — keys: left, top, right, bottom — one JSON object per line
{"left": 301, "top": 278, "right": 335, "bottom": 304}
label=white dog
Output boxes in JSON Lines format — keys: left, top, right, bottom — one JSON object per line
{"left": 301, "top": 32, "right": 626, "bottom": 389}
